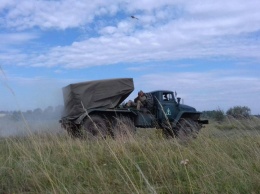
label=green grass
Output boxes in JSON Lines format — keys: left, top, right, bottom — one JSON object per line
{"left": 1, "top": 118, "right": 260, "bottom": 193}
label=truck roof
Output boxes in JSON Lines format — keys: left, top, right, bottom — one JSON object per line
{"left": 62, "top": 78, "right": 134, "bottom": 118}
{"left": 149, "top": 90, "right": 174, "bottom": 94}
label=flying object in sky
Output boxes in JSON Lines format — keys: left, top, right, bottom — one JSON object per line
{"left": 131, "top": 15, "right": 139, "bottom": 20}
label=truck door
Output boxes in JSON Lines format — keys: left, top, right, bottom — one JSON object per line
{"left": 157, "top": 92, "right": 178, "bottom": 122}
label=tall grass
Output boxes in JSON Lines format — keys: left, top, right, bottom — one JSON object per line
{"left": 1, "top": 118, "right": 260, "bottom": 193}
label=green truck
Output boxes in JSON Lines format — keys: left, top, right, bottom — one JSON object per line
{"left": 60, "top": 78, "right": 208, "bottom": 139}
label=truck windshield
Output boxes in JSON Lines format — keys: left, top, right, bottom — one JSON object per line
{"left": 162, "top": 93, "right": 173, "bottom": 101}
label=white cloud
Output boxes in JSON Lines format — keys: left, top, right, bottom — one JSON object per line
{"left": 0, "top": 0, "right": 15, "bottom": 10}
{"left": 0, "top": 33, "right": 38, "bottom": 48}
{"left": 5, "top": 25, "right": 259, "bottom": 68}
{"left": 0, "top": 0, "right": 123, "bottom": 29}
{"left": 0, "top": 1, "right": 259, "bottom": 67}
{"left": 1, "top": 0, "right": 259, "bottom": 32}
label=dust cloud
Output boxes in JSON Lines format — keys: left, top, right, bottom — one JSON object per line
{"left": 0, "top": 110, "right": 65, "bottom": 137}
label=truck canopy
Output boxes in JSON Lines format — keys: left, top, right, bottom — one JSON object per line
{"left": 62, "top": 78, "right": 134, "bottom": 118}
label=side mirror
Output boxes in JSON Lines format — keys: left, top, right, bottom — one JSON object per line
{"left": 177, "top": 97, "right": 181, "bottom": 105}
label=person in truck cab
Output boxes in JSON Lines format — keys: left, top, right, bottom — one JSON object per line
{"left": 163, "top": 93, "right": 169, "bottom": 101}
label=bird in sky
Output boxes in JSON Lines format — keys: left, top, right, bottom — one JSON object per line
{"left": 131, "top": 15, "right": 139, "bottom": 20}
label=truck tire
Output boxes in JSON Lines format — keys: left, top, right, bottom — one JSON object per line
{"left": 160, "top": 120, "right": 176, "bottom": 138}
{"left": 176, "top": 118, "right": 201, "bottom": 141}
{"left": 112, "top": 116, "right": 136, "bottom": 139}
{"left": 82, "top": 115, "right": 108, "bottom": 139}
{"left": 64, "top": 122, "right": 82, "bottom": 138}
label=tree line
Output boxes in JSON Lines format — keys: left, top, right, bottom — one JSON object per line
{"left": 201, "top": 106, "right": 255, "bottom": 122}
{"left": 0, "top": 105, "right": 64, "bottom": 121}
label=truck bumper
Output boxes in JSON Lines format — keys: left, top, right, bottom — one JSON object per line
{"left": 198, "top": 120, "right": 209, "bottom": 124}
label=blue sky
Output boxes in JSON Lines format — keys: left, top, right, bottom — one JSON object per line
{"left": 0, "top": 0, "right": 260, "bottom": 114}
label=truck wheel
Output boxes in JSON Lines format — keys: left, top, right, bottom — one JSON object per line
{"left": 64, "top": 123, "right": 82, "bottom": 138}
{"left": 112, "top": 116, "right": 136, "bottom": 139}
{"left": 160, "top": 120, "right": 176, "bottom": 138}
{"left": 82, "top": 115, "right": 108, "bottom": 139}
{"left": 177, "top": 118, "right": 200, "bottom": 141}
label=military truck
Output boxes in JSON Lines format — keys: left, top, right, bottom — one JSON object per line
{"left": 60, "top": 78, "right": 208, "bottom": 139}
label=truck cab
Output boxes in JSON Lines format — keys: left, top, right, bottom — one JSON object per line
{"left": 150, "top": 90, "right": 179, "bottom": 122}
{"left": 134, "top": 90, "right": 207, "bottom": 137}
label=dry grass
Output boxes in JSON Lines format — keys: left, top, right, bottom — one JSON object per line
{"left": 0, "top": 118, "right": 260, "bottom": 193}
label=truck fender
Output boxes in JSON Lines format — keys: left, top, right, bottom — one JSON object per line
{"left": 172, "top": 111, "right": 201, "bottom": 127}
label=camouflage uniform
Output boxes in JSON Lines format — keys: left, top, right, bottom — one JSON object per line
{"left": 126, "top": 90, "right": 147, "bottom": 110}
{"left": 134, "top": 93, "right": 147, "bottom": 110}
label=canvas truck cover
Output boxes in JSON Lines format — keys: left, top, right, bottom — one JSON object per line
{"left": 62, "top": 78, "right": 134, "bottom": 118}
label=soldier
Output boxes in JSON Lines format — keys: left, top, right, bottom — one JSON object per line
{"left": 127, "top": 90, "right": 147, "bottom": 110}
{"left": 135, "top": 90, "right": 147, "bottom": 110}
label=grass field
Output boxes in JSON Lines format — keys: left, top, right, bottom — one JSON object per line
{"left": 0, "top": 117, "right": 260, "bottom": 194}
